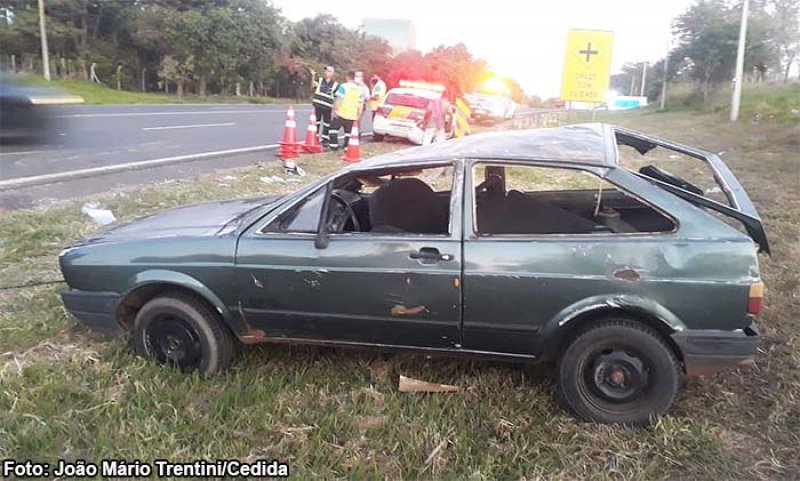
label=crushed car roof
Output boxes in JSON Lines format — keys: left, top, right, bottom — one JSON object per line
{"left": 354, "top": 123, "right": 617, "bottom": 169}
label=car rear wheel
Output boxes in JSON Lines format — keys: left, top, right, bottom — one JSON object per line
{"left": 557, "top": 319, "right": 680, "bottom": 426}
{"left": 133, "top": 292, "right": 235, "bottom": 376}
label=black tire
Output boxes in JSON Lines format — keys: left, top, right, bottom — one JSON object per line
{"left": 133, "top": 292, "right": 235, "bottom": 376}
{"left": 372, "top": 133, "right": 385, "bottom": 142}
{"left": 557, "top": 319, "right": 680, "bottom": 426}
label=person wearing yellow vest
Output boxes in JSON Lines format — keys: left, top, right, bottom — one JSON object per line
{"left": 329, "top": 71, "right": 366, "bottom": 151}
{"left": 310, "top": 66, "right": 339, "bottom": 148}
{"left": 368, "top": 74, "right": 387, "bottom": 118}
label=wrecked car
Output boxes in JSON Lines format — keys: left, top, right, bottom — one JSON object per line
{"left": 59, "top": 124, "right": 768, "bottom": 425}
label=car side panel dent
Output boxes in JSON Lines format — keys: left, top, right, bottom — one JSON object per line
{"left": 536, "top": 293, "right": 687, "bottom": 359}
{"left": 122, "top": 269, "right": 246, "bottom": 336}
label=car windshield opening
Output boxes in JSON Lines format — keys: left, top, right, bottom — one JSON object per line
{"left": 325, "top": 165, "right": 454, "bottom": 235}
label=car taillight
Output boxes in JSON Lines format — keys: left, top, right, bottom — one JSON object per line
{"left": 377, "top": 106, "right": 392, "bottom": 117}
{"left": 747, "top": 281, "right": 764, "bottom": 315}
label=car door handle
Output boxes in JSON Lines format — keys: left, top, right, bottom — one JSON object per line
{"left": 409, "top": 247, "right": 453, "bottom": 262}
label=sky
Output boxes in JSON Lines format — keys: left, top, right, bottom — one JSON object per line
{"left": 274, "top": 0, "right": 696, "bottom": 98}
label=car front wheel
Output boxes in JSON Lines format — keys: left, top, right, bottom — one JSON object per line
{"left": 557, "top": 319, "right": 680, "bottom": 426}
{"left": 133, "top": 292, "right": 235, "bottom": 376}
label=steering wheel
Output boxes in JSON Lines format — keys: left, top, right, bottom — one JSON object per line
{"left": 330, "top": 190, "right": 361, "bottom": 232}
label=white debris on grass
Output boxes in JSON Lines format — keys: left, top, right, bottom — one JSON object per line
{"left": 282, "top": 159, "right": 307, "bottom": 177}
{"left": 81, "top": 203, "right": 116, "bottom": 225}
{"left": 260, "top": 175, "right": 302, "bottom": 184}
{"left": 398, "top": 375, "right": 459, "bottom": 393}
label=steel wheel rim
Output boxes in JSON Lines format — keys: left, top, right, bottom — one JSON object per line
{"left": 143, "top": 315, "right": 202, "bottom": 372}
{"left": 579, "top": 346, "right": 652, "bottom": 408}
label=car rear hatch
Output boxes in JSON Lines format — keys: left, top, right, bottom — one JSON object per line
{"left": 614, "top": 126, "right": 770, "bottom": 254}
{"left": 378, "top": 93, "right": 430, "bottom": 125}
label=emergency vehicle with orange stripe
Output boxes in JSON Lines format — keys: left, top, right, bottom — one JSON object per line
{"left": 372, "top": 81, "right": 454, "bottom": 145}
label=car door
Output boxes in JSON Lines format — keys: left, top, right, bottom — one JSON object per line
{"left": 462, "top": 161, "right": 679, "bottom": 356}
{"left": 234, "top": 162, "right": 464, "bottom": 349}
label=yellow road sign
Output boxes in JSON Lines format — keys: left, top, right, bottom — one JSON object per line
{"left": 560, "top": 29, "right": 614, "bottom": 103}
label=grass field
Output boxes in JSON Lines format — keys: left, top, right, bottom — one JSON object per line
{"left": 1, "top": 109, "right": 798, "bottom": 479}
{"left": 20, "top": 77, "right": 300, "bottom": 105}
{"left": 659, "top": 82, "right": 800, "bottom": 124}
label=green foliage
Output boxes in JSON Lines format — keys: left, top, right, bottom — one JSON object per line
{"left": 380, "top": 44, "right": 488, "bottom": 99}
{"left": 611, "top": 0, "right": 799, "bottom": 109}
{"left": 735, "top": 83, "right": 800, "bottom": 122}
{"left": 2, "top": 3, "right": 505, "bottom": 100}
{"left": 670, "top": 0, "right": 794, "bottom": 101}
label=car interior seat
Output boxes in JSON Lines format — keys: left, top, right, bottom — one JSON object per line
{"left": 477, "top": 190, "right": 600, "bottom": 234}
{"left": 369, "top": 178, "right": 448, "bottom": 234}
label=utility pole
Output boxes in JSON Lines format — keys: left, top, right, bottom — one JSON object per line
{"left": 37, "top": 0, "right": 51, "bottom": 80}
{"left": 660, "top": 44, "right": 670, "bottom": 110}
{"left": 731, "top": 0, "right": 749, "bottom": 122}
{"left": 639, "top": 61, "right": 648, "bottom": 97}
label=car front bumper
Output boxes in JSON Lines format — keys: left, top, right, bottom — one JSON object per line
{"left": 672, "top": 326, "right": 760, "bottom": 376}
{"left": 61, "top": 290, "right": 123, "bottom": 336}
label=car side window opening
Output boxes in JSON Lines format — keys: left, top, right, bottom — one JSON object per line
{"left": 473, "top": 164, "right": 675, "bottom": 235}
{"left": 325, "top": 165, "right": 455, "bottom": 236}
{"left": 265, "top": 186, "right": 326, "bottom": 233}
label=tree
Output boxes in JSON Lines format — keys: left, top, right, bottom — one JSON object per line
{"left": 504, "top": 77, "right": 526, "bottom": 103}
{"left": 158, "top": 54, "right": 193, "bottom": 97}
{"left": 768, "top": 0, "right": 800, "bottom": 82}
{"left": 0, "top": 2, "right": 522, "bottom": 101}
{"left": 672, "top": 0, "right": 779, "bottom": 103}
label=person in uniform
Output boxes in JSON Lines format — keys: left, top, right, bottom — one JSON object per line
{"left": 310, "top": 66, "right": 338, "bottom": 147}
{"left": 368, "top": 74, "right": 387, "bottom": 119}
{"left": 329, "top": 71, "right": 366, "bottom": 151}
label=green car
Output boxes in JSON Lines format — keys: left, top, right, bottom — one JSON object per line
{"left": 59, "top": 124, "right": 768, "bottom": 425}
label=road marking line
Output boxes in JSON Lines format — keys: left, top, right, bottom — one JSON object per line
{"left": 60, "top": 108, "right": 310, "bottom": 119}
{"left": 0, "top": 150, "right": 51, "bottom": 156}
{"left": 142, "top": 122, "right": 237, "bottom": 131}
{"left": 0, "top": 144, "right": 278, "bottom": 191}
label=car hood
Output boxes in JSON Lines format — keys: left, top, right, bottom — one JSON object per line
{"left": 81, "top": 196, "right": 282, "bottom": 243}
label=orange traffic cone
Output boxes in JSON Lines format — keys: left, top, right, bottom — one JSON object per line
{"left": 341, "top": 125, "right": 361, "bottom": 162}
{"left": 301, "top": 111, "right": 324, "bottom": 154}
{"left": 277, "top": 105, "right": 300, "bottom": 159}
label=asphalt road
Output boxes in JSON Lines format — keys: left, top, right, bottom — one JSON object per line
{"left": 0, "top": 103, "right": 552, "bottom": 210}
{"left": 0, "top": 103, "right": 374, "bottom": 209}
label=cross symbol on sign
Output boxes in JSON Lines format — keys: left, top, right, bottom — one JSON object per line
{"left": 579, "top": 42, "right": 599, "bottom": 62}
